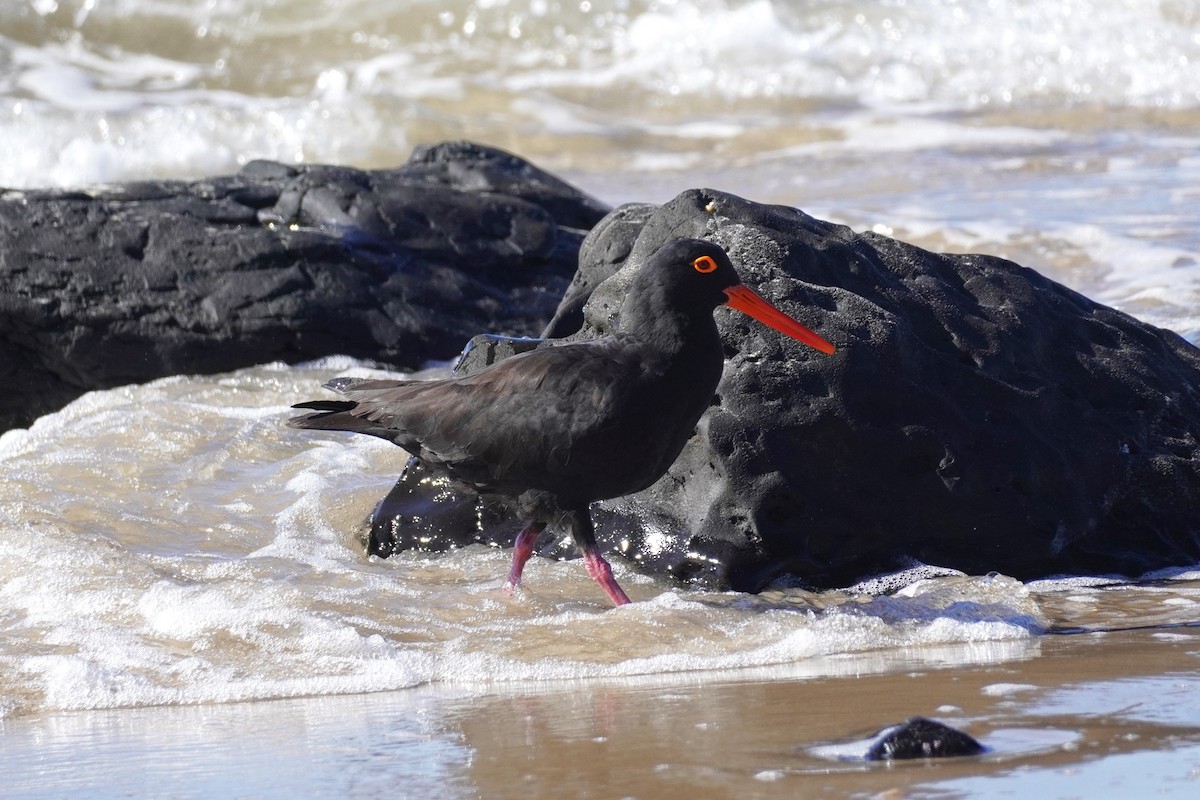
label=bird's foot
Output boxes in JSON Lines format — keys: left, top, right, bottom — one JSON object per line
{"left": 582, "top": 549, "right": 632, "bottom": 606}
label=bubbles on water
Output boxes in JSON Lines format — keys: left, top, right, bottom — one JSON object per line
{"left": 844, "top": 563, "right": 969, "bottom": 596}
{"left": 7, "top": 361, "right": 1200, "bottom": 719}
{"left": 0, "top": 362, "right": 1054, "bottom": 719}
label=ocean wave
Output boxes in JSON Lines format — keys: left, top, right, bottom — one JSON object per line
{"left": 2, "top": 0, "right": 1198, "bottom": 187}
{"left": 9, "top": 0, "right": 1198, "bottom": 108}
{"left": 0, "top": 363, "right": 1045, "bottom": 718}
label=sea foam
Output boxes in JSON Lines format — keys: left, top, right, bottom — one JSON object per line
{"left": 0, "top": 364, "right": 1052, "bottom": 718}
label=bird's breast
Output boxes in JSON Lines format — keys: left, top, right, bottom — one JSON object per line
{"left": 537, "top": 339, "right": 724, "bottom": 503}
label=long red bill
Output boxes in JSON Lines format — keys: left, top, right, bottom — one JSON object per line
{"left": 723, "top": 284, "right": 836, "bottom": 355}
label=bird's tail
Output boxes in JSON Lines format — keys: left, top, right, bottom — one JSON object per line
{"left": 286, "top": 376, "right": 427, "bottom": 442}
{"left": 286, "top": 399, "right": 359, "bottom": 429}
{"left": 287, "top": 377, "right": 387, "bottom": 433}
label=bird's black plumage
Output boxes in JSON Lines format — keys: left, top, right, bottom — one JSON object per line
{"left": 289, "top": 238, "right": 834, "bottom": 605}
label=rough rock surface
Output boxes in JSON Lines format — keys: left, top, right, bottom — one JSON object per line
{"left": 864, "top": 717, "right": 985, "bottom": 760}
{"left": 0, "top": 141, "right": 607, "bottom": 431}
{"left": 371, "top": 187, "right": 1200, "bottom": 590}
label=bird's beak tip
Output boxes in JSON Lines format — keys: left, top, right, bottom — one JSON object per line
{"left": 723, "top": 284, "right": 836, "bottom": 355}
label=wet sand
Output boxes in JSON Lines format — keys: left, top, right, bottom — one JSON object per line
{"left": 5, "top": 627, "right": 1199, "bottom": 799}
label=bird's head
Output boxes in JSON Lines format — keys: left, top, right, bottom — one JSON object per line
{"left": 644, "top": 238, "right": 836, "bottom": 355}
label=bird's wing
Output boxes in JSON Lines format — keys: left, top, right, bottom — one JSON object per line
{"left": 293, "top": 341, "right": 643, "bottom": 490}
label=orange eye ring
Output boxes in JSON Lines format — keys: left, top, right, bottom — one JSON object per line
{"left": 692, "top": 255, "right": 718, "bottom": 274}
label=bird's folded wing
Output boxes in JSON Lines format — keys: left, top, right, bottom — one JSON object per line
{"left": 313, "top": 343, "right": 642, "bottom": 488}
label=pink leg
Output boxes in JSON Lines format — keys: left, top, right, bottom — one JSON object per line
{"left": 504, "top": 522, "right": 545, "bottom": 593}
{"left": 582, "top": 546, "right": 632, "bottom": 606}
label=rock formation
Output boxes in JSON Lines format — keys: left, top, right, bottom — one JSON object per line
{"left": 9, "top": 140, "right": 1200, "bottom": 589}
{"left": 0, "top": 142, "right": 607, "bottom": 430}
{"left": 371, "top": 186, "right": 1200, "bottom": 590}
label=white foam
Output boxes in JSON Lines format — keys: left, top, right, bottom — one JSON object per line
{"left": 0, "top": 93, "right": 403, "bottom": 188}
{"left": 777, "top": 112, "right": 1067, "bottom": 158}
{"left": 10, "top": 35, "right": 206, "bottom": 113}
{"left": 982, "top": 682, "right": 1041, "bottom": 697}
{"left": 845, "top": 563, "right": 967, "bottom": 596}
{"left": 1143, "top": 566, "right": 1200, "bottom": 582}
{"left": 4, "top": 0, "right": 1199, "bottom": 188}
{"left": 809, "top": 737, "right": 878, "bottom": 762}
{"left": 0, "top": 364, "right": 1050, "bottom": 717}
{"left": 586, "top": 0, "right": 1200, "bottom": 109}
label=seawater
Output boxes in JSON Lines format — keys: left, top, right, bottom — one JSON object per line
{"left": 0, "top": 359, "right": 1044, "bottom": 718}
{"left": 2, "top": 2, "right": 1200, "bottom": 795}
{"left": 3, "top": 360, "right": 1200, "bottom": 723}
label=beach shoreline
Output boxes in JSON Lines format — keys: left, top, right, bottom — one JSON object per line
{"left": 4, "top": 626, "right": 1199, "bottom": 798}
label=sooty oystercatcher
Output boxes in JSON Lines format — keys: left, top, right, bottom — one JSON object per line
{"left": 288, "top": 239, "right": 834, "bottom": 606}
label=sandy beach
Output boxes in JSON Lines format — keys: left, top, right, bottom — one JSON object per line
{"left": 5, "top": 625, "right": 1200, "bottom": 797}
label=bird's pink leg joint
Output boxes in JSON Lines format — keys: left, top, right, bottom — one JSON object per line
{"left": 504, "top": 522, "right": 545, "bottom": 592}
{"left": 582, "top": 547, "right": 632, "bottom": 606}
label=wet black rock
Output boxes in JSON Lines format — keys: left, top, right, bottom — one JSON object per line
{"left": 0, "top": 142, "right": 607, "bottom": 431}
{"left": 864, "top": 717, "right": 986, "bottom": 761}
{"left": 371, "top": 187, "right": 1200, "bottom": 591}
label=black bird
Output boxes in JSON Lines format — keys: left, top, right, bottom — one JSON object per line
{"left": 289, "top": 239, "right": 834, "bottom": 606}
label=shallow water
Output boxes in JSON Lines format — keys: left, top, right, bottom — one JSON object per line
{"left": 3, "top": 626, "right": 1200, "bottom": 798}
{"left": 4, "top": 363, "right": 1200, "bottom": 798}
{"left": 0, "top": 361, "right": 1049, "bottom": 716}
{"left": 3, "top": 0, "right": 1200, "bottom": 796}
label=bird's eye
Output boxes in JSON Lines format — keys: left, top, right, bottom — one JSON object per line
{"left": 692, "top": 255, "right": 718, "bottom": 274}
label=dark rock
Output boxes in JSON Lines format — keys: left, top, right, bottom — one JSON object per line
{"left": 864, "top": 717, "right": 985, "bottom": 760}
{"left": 367, "top": 456, "right": 515, "bottom": 559}
{"left": 0, "top": 142, "right": 607, "bottom": 431}
{"left": 370, "top": 187, "right": 1200, "bottom": 590}
{"left": 542, "top": 202, "right": 658, "bottom": 338}
{"left": 404, "top": 141, "right": 611, "bottom": 233}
